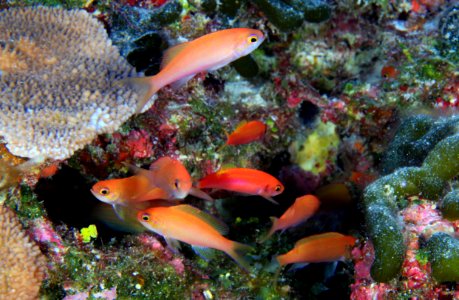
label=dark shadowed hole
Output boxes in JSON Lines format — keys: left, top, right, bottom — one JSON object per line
{"left": 34, "top": 165, "right": 128, "bottom": 242}
{"left": 299, "top": 100, "right": 320, "bottom": 127}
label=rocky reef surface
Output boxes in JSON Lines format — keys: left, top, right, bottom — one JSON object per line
{"left": 1, "top": 0, "right": 459, "bottom": 299}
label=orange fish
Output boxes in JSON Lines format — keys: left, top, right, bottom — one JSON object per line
{"left": 261, "top": 195, "right": 320, "bottom": 242}
{"left": 225, "top": 120, "right": 267, "bottom": 146}
{"left": 91, "top": 175, "right": 164, "bottom": 206}
{"left": 276, "top": 232, "right": 356, "bottom": 267}
{"left": 145, "top": 157, "right": 212, "bottom": 201}
{"left": 138, "top": 204, "right": 252, "bottom": 269}
{"left": 197, "top": 168, "right": 284, "bottom": 204}
{"left": 125, "top": 28, "right": 265, "bottom": 113}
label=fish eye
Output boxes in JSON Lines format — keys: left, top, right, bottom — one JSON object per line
{"left": 141, "top": 213, "right": 150, "bottom": 221}
{"left": 100, "top": 187, "right": 110, "bottom": 195}
{"left": 274, "top": 185, "right": 282, "bottom": 192}
{"left": 247, "top": 34, "right": 258, "bottom": 43}
{"left": 174, "top": 179, "right": 180, "bottom": 190}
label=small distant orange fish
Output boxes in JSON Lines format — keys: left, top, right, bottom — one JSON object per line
{"left": 276, "top": 232, "right": 356, "bottom": 267}
{"left": 225, "top": 120, "right": 267, "bottom": 146}
{"left": 197, "top": 168, "right": 284, "bottom": 204}
{"left": 381, "top": 65, "right": 398, "bottom": 79}
{"left": 138, "top": 204, "right": 252, "bottom": 269}
{"left": 124, "top": 28, "right": 265, "bottom": 113}
{"left": 261, "top": 195, "right": 320, "bottom": 242}
{"left": 145, "top": 157, "right": 212, "bottom": 201}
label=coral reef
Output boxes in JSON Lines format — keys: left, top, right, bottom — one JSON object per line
{"left": 0, "top": 205, "right": 46, "bottom": 299}
{"left": 1, "top": 0, "right": 459, "bottom": 299}
{"left": 0, "top": 6, "right": 141, "bottom": 159}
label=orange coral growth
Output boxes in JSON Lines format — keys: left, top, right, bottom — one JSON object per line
{"left": 0, "top": 205, "right": 46, "bottom": 299}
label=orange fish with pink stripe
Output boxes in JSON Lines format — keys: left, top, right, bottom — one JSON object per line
{"left": 260, "top": 195, "right": 320, "bottom": 242}
{"left": 138, "top": 204, "right": 252, "bottom": 269}
{"left": 125, "top": 28, "right": 265, "bottom": 113}
{"left": 225, "top": 120, "right": 267, "bottom": 146}
{"left": 197, "top": 168, "right": 284, "bottom": 204}
{"left": 276, "top": 232, "right": 356, "bottom": 267}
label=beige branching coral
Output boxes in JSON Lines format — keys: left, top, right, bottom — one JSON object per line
{"left": 0, "top": 205, "right": 46, "bottom": 299}
{"left": 0, "top": 7, "right": 144, "bottom": 159}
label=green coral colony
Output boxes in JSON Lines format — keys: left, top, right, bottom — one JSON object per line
{"left": 1, "top": 0, "right": 459, "bottom": 299}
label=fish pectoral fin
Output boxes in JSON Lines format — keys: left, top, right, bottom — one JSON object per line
{"left": 165, "top": 237, "right": 181, "bottom": 253}
{"left": 113, "top": 204, "right": 127, "bottom": 221}
{"left": 288, "top": 262, "right": 309, "bottom": 272}
{"left": 261, "top": 195, "right": 279, "bottom": 205}
{"left": 170, "top": 74, "right": 195, "bottom": 89}
{"left": 189, "top": 187, "right": 214, "bottom": 201}
{"left": 324, "top": 261, "right": 339, "bottom": 280}
{"left": 192, "top": 246, "right": 217, "bottom": 261}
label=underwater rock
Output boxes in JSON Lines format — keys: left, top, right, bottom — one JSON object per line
{"left": 126, "top": 33, "right": 166, "bottom": 75}
{"left": 154, "top": 0, "right": 182, "bottom": 26}
{"left": 439, "top": 3, "right": 459, "bottom": 52}
{"left": 426, "top": 233, "right": 459, "bottom": 282}
{"left": 231, "top": 55, "right": 260, "bottom": 78}
{"left": 254, "top": 0, "right": 304, "bottom": 31}
{"left": 440, "top": 189, "right": 459, "bottom": 220}
{"left": 382, "top": 115, "right": 458, "bottom": 175}
{"left": 288, "top": 0, "right": 331, "bottom": 23}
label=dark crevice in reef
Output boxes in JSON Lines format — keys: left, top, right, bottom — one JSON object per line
{"left": 34, "top": 165, "right": 128, "bottom": 241}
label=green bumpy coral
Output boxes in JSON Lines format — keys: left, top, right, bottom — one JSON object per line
{"left": 440, "top": 189, "right": 459, "bottom": 220}
{"left": 426, "top": 233, "right": 459, "bottom": 282}
{"left": 364, "top": 115, "right": 459, "bottom": 282}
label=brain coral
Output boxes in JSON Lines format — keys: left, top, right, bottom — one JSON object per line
{"left": 0, "top": 205, "right": 46, "bottom": 299}
{"left": 0, "top": 7, "right": 144, "bottom": 159}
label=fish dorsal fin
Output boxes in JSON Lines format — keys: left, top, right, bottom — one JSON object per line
{"left": 161, "top": 42, "right": 190, "bottom": 70}
{"left": 215, "top": 164, "right": 237, "bottom": 175}
{"left": 294, "top": 232, "right": 344, "bottom": 247}
{"left": 233, "top": 120, "right": 248, "bottom": 132}
{"left": 171, "top": 204, "right": 229, "bottom": 235}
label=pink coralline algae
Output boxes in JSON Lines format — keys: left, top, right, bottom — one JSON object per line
{"left": 137, "top": 233, "right": 185, "bottom": 275}
{"left": 62, "top": 287, "right": 116, "bottom": 300}
{"left": 120, "top": 129, "right": 154, "bottom": 159}
{"left": 350, "top": 242, "right": 396, "bottom": 300}
{"left": 31, "top": 218, "right": 67, "bottom": 263}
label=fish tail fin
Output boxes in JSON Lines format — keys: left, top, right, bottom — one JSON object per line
{"left": 117, "top": 76, "right": 159, "bottom": 114}
{"left": 258, "top": 217, "right": 278, "bottom": 243}
{"left": 227, "top": 241, "right": 253, "bottom": 271}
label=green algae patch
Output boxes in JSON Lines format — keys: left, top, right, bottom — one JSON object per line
{"left": 382, "top": 115, "right": 458, "bottom": 175}
{"left": 423, "top": 134, "right": 459, "bottom": 181}
{"left": 440, "top": 189, "right": 459, "bottom": 220}
{"left": 426, "top": 233, "right": 459, "bottom": 282}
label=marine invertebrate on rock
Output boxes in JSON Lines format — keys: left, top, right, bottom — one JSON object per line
{"left": 363, "top": 116, "right": 459, "bottom": 282}
{"left": 426, "top": 233, "right": 459, "bottom": 282}
{"left": 382, "top": 115, "right": 458, "bottom": 174}
{"left": 440, "top": 189, "right": 459, "bottom": 220}
{"left": 0, "top": 6, "right": 142, "bottom": 159}
{"left": 0, "top": 205, "right": 46, "bottom": 299}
